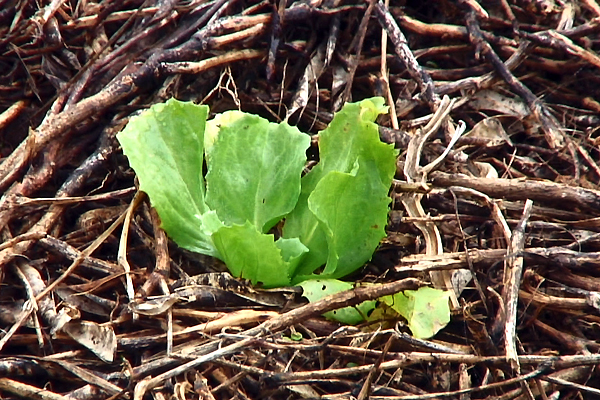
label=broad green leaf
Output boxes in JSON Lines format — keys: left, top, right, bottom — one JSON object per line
{"left": 204, "top": 110, "right": 246, "bottom": 156}
{"left": 205, "top": 113, "right": 310, "bottom": 232}
{"left": 117, "top": 99, "right": 219, "bottom": 257}
{"left": 284, "top": 97, "right": 396, "bottom": 277}
{"left": 381, "top": 287, "right": 451, "bottom": 339}
{"left": 299, "top": 279, "right": 376, "bottom": 324}
{"left": 211, "top": 222, "right": 307, "bottom": 288}
{"left": 307, "top": 161, "right": 390, "bottom": 279}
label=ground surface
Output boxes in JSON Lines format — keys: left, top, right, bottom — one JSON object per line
{"left": 1, "top": 1, "right": 600, "bottom": 399}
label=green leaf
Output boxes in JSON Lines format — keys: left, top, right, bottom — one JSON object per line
{"left": 204, "top": 110, "right": 246, "bottom": 156}
{"left": 284, "top": 172, "right": 330, "bottom": 277}
{"left": 205, "top": 113, "right": 310, "bottom": 232}
{"left": 117, "top": 99, "right": 219, "bottom": 256}
{"left": 276, "top": 237, "right": 309, "bottom": 278}
{"left": 211, "top": 222, "right": 307, "bottom": 288}
{"left": 381, "top": 287, "right": 451, "bottom": 339}
{"left": 299, "top": 279, "right": 376, "bottom": 324}
{"left": 358, "top": 97, "right": 389, "bottom": 121}
{"left": 315, "top": 97, "right": 395, "bottom": 185}
{"left": 284, "top": 97, "right": 396, "bottom": 277}
{"left": 307, "top": 161, "right": 390, "bottom": 279}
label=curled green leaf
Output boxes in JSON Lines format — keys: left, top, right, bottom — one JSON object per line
{"left": 285, "top": 97, "right": 396, "bottom": 278}
{"left": 306, "top": 161, "right": 390, "bottom": 279}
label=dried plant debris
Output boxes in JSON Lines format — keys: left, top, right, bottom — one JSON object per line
{"left": 1, "top": 0, "right": 600, "bottom": 399}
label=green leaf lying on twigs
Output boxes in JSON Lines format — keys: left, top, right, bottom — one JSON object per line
{"left": 380, "top": 287, "right": 451, "bottom": 339}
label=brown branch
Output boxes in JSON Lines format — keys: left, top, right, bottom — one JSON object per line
{"left": 430, "top": 171, "right": 600, "bottom": 215}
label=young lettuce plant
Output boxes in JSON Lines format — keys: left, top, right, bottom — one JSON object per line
{"left": 117, "top": 98, "right": 451, "bottom": 335}
{"left": 118, "top": 100, "right": 310, "bottom": 288}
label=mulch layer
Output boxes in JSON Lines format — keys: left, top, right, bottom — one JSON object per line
{"left": 1, "top": 1, "right": 600, "bottom": 399}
